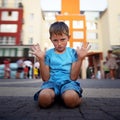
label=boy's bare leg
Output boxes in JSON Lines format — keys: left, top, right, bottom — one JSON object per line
{"left": 62, "top": 90, "right": 82, "bottom": 108}
{"left": 38, "top": 89, "right": 55, "bottom": 108}
{"left": 16, "top": 72, "right": 20, "bottom": 79}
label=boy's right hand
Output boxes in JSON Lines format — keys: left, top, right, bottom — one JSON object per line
{"left": 30, "top": 43, "right": 45, "bottom": 61}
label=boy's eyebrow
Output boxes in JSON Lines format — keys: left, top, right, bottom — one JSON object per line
{"left": 60, "top": 38, "right": 66, "bottom": 40}
{"left": 52, "top": 37, "right": 66, "bottom": 41}
{"left": 52, "top": 39, "right": 58, "bottom": 41}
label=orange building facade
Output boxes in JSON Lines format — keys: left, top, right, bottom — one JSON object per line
{"left": 56, "top": 0, "right": 103, "bottom": 79}
{"left": 56, "top": 0, "right": 86, "bottom": 48}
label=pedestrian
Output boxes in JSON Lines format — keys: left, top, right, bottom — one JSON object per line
{"left": 23, "top": 65, "right": 29, "bottom": 79}
{"left": 96, "top": 66, "right": 102, "bottom": 79}
{"left": 34, "top": 60, "right": 40, "bottom": 79}
{"left": 103, "top": 61, "right": 110, "bottom": 79}
{"left": 16, "top": 58, "right": 24, "bottom": 79}
{"left": 33, "top": 67, "right": 39, "bottom": 79}
{"left": 4, "top": 58, "right": 10, "bottom": 79}
{"left": 23, "top": 59, "right": 32, "bottom": 79}
{"left": 107, "top": 50, "right": 118, "bottom": 80}
{"left": 30, "top": 21, "right": 90, "bottom": 108}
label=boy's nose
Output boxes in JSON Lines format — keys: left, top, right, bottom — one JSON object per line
{"left": 58, "top": 41, "right": 61, "bottom": 45}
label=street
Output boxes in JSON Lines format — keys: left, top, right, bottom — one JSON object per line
{"left": 0, "top": 78, "right": 120, "bottom": 120}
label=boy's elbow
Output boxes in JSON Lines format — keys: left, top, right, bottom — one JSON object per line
{"left": 42, "top": 75, "right": 50, "bottom": 81}
{"left": 70, "top": 75, "right": 78, "bottom": 81}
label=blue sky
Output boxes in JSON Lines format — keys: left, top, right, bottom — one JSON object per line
{"left": 40, "top": 0, "right": 107, "bottom": 11}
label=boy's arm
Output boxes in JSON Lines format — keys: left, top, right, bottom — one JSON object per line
{"left": 70, "top": 59, "right": 83, "bottom": 80}
{"left": 70, "top": 43, "right": 90, "bottom": 80}
{"left": 39, "top": 59, "right": 50, "bottom": 81}
{"left": 30, "top": 43, "right": 50, "bottom": 81}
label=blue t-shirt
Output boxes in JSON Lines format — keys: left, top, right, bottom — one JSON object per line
{"left": 45, "top": 47, "right": 77, "bottom": 84}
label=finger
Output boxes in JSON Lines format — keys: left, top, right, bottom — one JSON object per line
{"left": 81, "top": 42, "right": 87, "bottom": 48}
{"left": 87, "top": 44, "right": 91, "bottom": 51}
{"left": 83, "top": 42, "right": 91, "bottom": 50}
{"left": 30, "top": 44, "right": 37, "bottom": 51}
{"left": 31, "top": 44, "right": 40, "bottom": 52}
{"left": 36, "top": 43, "right": 41, "bottom": 51}
{"left": 85, "top": 42, "right": 89, "bottom": 48}
{"left": 29, "top": 50, "right": 34, "bottom": 55}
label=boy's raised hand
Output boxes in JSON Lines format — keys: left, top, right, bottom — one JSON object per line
{"left": 30, "top": 43, "right": 45, "bottom": 61}
{"left": 76, "top": 42, "right": 91, "bottom": 60}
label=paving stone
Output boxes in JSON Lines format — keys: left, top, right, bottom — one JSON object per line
{"left": 0, "top": 96, "right": 120, "bottom": 120}
{"left": 0, "top": 79, "right": 120, "bottom": 120}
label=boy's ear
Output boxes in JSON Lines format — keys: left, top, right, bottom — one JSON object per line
{"left": 49, "top": 37, "right": 51, "bottom": 39}
{"left": 68, "top": 35, "right": 71, "bottom": 39}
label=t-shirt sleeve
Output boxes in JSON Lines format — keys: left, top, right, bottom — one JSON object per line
{"left": 45, "top": 51, "right": 50, "bottom": 66}
{"left": 71, "top": 48, "right": 78, "bottom": 62}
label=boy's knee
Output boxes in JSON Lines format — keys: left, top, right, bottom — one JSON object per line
{"left": 38, "top": 89, "right": 55, "bottom": 108}
{"left": 62, "top": 90, "right": 81, "bottom": 108}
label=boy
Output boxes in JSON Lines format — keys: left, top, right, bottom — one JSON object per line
{"left": 30, "top": 21, "right": 90, "bottom": 108}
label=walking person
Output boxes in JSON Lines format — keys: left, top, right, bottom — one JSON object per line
{"left": 4, "top": 58, "right": 10, "bottom": 79}
{"left": 103, "top": 61, "right": 110, "bottom": 79}
{"left": 23, "top": 65, "right": 29, "bottom": 79}
{"left": 34, "top": 60, "right": 40, "bottom": 79}
{"left": 107, "top": 50, "right": 118, "bottom": 80}
{"left": 33, "top": 67, "right": 39, "bottom": 79}
{"left": 16, "top": 58, "right": 24, "bottom": 79}
{"left": 24, "top": 59, "right": 32, "bottom": 79}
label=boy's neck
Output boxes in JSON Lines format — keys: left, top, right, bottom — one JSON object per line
{"left": 54, "top": 48, "right": 66, "bottom": 54}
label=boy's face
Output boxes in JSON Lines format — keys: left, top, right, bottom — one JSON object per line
{"left": 50, "top": 33, "right": 69, "bottom": 53}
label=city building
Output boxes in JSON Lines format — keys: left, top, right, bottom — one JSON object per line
{"left": 0, "top": 0, "right": 43, "bottom": 63}
{"left": 0, "top": 0, "right": 119, "bottom": 78}
{"left": 100, "top": 0, "right": 120, "bottom": 57}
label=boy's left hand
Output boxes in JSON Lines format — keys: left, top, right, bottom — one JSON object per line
{"left": 76, "top": 42, "right": 91, "bottom": 60}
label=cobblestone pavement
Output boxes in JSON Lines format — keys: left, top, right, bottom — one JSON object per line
{"left": 0, "top": 79, "right": 120, "bottom": 120}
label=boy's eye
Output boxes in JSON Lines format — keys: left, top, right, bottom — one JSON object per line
{"left": 61, "top": 39, "right": 66, "bottom": 41}
{"left": 52, "top": 38, "right": 66, "bottom": 43}
{"left": 53, "top": 39, "right": 58, "bottom": 42}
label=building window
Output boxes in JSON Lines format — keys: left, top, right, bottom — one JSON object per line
{"left": 8, "top": 37, "right": 16, "bottom": 45}
{"left": 73, "top": 31, "right": 84, "bottom": 39}
{"left": 15, "top": 0, "right": 23, "bottom": 7}
{"left": 10, "top": 49, "right": 16, "bottom": 56}
{"left": 86, "top": 22, "right": 97, "bottom": 30}
{"left": 1, "top": 0, "right": 7, "bottom": 7}
{"left": 73, "top": 20, "right": 84, "bottom": 29}
{"left": 0, "top": 36, "right": 15, "bottom": 45}
{"left": 28, "top": 37, "right": 33, "bottom": 44}
{"left": 2, "top": 37, "right": 7, "bottom": 44}
{"left": 87, "top": 32, "right": 98, "bottom": 40}
{"left": 29, "top": 13, "right": 34, "bottom": 21}
{"left": 0, "top": 24, "right": 17, "bottom": 33}
{"left": 0, "top": 49, "right": 3, "bottom": 56}
{"left": 0, "top": 37, "right": 2, "bottom": 44}
{"left": 89, "top": 43, "right": 99, "bottom": 50}
{"left": 118, "top": 14, "right": 120, "bottom": 22}
{"left": 73, "top": 42, "right": 83, "bottom": 49}
{"left": 4, "top": 48, "right": 10, "bottom": 56}
{"left": 28, "top": 26, "right": 33, "bottom": 33}
{"left": 0, "top": 48, "right": 17, "bottom": 57}
{"left": 1, "top": 11, "right": 19, "bottom": 21}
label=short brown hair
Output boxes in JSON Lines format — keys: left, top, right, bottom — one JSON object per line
{"left": 49, "top": 21, "right": 69, "bottom": 38}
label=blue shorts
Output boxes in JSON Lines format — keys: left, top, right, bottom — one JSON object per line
{"left": 34, "top": 80, "right": 83, "bottom": 101}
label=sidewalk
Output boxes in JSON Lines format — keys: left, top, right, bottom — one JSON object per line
{"left": 0, "top": 79, "right": 120, "bottom": 120}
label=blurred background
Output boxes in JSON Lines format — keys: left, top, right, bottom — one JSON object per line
{"left": 0, "top": 0, "right": 120, "bottom": 79}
